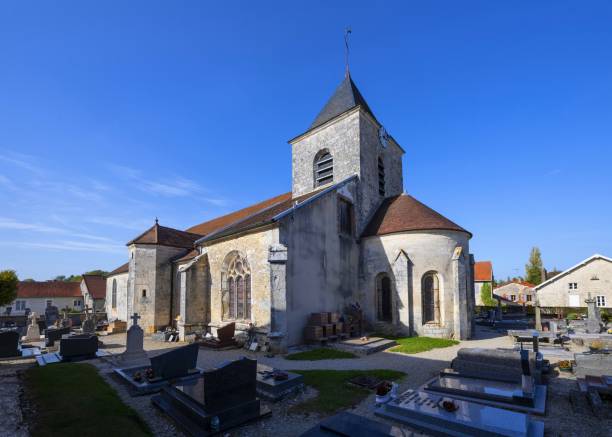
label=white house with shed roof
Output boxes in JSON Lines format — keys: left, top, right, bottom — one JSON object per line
{"left": 6, "top": 281, "right": 83, "bottom": 315}
{"left": 535, "top": 254, "right": 612, "bottom": 309}
{"left": 106, "top": 72, "right": 476, "bottom": 349}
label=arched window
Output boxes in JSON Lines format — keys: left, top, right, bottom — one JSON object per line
{"left": 314, "top": 149, "right": 333, "bottom": 187}
{"left": 378, "top": 156, "right": 385, "bottom": 196}
{"left": 376, "top": 273, "right": 392, "bottom": 322}
{"left": 111, "top": 279, "right": 117, "bottom": 309}
{"left": 222, "top": 252, "right": 252, "bottom": 320}
{"left": 422, "top": 272, "right": 440, "bottom": 324}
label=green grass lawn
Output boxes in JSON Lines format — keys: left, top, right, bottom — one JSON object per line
{"left": 285, "top": 348, "right": 357, "bottom": 361}
{"left": 24, "top": 363, "right": 151, "bottom": 437}
{"left": 291, "top": 369, "right": 404, "bottom": 414}
{"left": 387, "top": 336, "right": 459, "bottom": 354}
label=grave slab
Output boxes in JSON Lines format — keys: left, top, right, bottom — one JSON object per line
{"left": 151, "top": 357, "right": 270, "bottom": 436}
{"left": 256, "top": 364, "right": 304, "bottom": 401}
{"left": 336, "top": 337, "right": 397, "bottom": 355}
{"left": 423, "top": 373, "right": 547, "bottom": 415}
{"left": 301, "top": 411, "right": 403, "bottom": 436}
{"left": 35, "top": 349, "right": 110, "bottom": 366}
{"left": 375, "top": 389, "right": 544, "bottom": 437}
{"left": 114, "top": 343, "right": 202, "bottom": 395}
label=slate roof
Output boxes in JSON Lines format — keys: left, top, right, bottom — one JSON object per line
{"left": 128, "top": 222, "right": 202, "bottom": 248}
{"left": 82, "top": 275, "right": 106, "bottom": 299}
{"left": 310, "top": 73, "right": 377, "bottom": 130}
{"left": 107, "top": 262, "right": 129, "bottom": 277}
{"left": 17, "top": 281, "right": 82, "bottom": 299}
{"left": 362, "top": 194, "right": 471, "bottom": 238}
{"left": 474, "top": 261, "right": 493, "bottom": 282}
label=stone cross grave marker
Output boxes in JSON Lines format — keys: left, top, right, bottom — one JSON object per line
{"left": 118, "top": 312, "right": 149, "bottom": 367}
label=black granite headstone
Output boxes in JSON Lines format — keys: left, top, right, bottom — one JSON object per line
{"left": 59, "top": 334, "right": 98, "bottom": 359}
{"left": 203, "top": 357, "right": 256, "bottom": 413}
{"left": 150, "top": 343, "right": 199, "bottom": 380}
{"left": 45, "top": 326, "right": 71, "bottom": 347}
{"left": 0, "top": 330, "right": 19, "bottom": 358}
{"left": 45, "top": 305, "right": 59, "bottom": 327}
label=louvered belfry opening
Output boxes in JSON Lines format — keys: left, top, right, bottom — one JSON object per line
{"left": 314, "top": 150, "right": 334, "bottom": 187}
{"left": 378, "top": 156, "right": 385, "bottom": 196}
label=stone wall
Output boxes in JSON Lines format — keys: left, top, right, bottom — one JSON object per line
{"left": 291, "top": 109, "right": 361, "bottom": 198}
{"left": 536, "top": 257, "right": 612, "bottom": 308}
{"left": 128, "top": 244, "right": 185, "bottom": 333}
{"left": 360, "top": 230, "right": 471, "bottom": 339}
{"left": 280, "top": 182, "right": 360, "bottom": 346}
{"left": 290, "top": 108, "right": 404, "bottom": 235}
{"left": 202, "top": 227, "right": 280, "bottom": 332}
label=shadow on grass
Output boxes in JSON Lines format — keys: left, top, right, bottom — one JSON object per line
{"left": 24, "top": 363, "right": 151, "bottom": 437}
{"left": 285, "top": 348, "right": 358, "bottom": 361}
{"left": 289, "top": 369, "right": 405, "bottom": 415}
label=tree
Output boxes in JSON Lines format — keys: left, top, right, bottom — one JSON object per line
{"left": 0, "top": 270, "right": 19, "bottom": 307}
{"left": 525, "top": 247, "right": 544, "bottom": 285}
{"left": 480, "top": 282, "right": 497, "bottom": 306}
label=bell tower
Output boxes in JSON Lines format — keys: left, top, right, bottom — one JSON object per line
{"left": 289, "top": 73, "right": 405, "bottom": 233}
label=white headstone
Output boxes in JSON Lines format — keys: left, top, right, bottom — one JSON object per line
{"left": 24, "top": 312, "right": 41, "bottom": 342}
{"left": 117, "top": 313, "right": 149, "bottom": 367}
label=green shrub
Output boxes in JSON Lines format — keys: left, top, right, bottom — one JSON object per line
{"left": 567, "top": 312, "right": 580, "bottom": 320}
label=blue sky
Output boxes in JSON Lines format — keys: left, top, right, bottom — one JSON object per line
{"left": 1, "top": 1, "right": 611, "bottom": 280}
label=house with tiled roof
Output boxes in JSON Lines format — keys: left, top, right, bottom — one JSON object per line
{"left": 6, "top": 281, "right": 84, "bottom": 315}
{"left": 473, "top": 261, "right": 494, "bottom": 306}
{"left": 106, "top": 72, "right": 476, "bottom": 348}
{"left": 80, "top": 274, "right": 106, "bottom": 312}
{"left": 493, "top": 280, "right": 536, "bottom": 306}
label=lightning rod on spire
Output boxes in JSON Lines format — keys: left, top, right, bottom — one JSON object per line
{"left": 344, "top": 27, "right": 352, "bottom": 77}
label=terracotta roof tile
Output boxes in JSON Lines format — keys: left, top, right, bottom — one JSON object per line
{"left": 362, "top": 194, "right": 471, "bottom": 238}
{"left": 128, "top": 223, "right": 202, "bottom": 248}
{"left": 82, "top": 275, "right": 106, "bottom": 299}
{"left": 474, "top": 261, "right": 493, "bottom": 282}
{"left": 201, "top": 189, "right": 322, "bottom": 242}
{"left": 108, "top": 262, "right": 129, "bottom": 276}
{"left": 17, "top": 281, "right": 82, "bottom": 299}
{"left": 186, "top": 192, "right": 292, "bottom": 236}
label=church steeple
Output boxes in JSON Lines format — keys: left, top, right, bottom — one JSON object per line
{"left": 309, "top": 74, "right": 378, "bottom": 130}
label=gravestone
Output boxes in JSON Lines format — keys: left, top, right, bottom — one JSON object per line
{"left": 0, "top": 330, "right": 20, "bottom": 358}
{"left": 574, "top": 351, "right": 612, "bottom": 378}
{"left": 200, "top": 322, "right": 237, "bottom": 349}
{"left": 375, "top": 389, "right": 544, "bottom": 437}
{"left": 59, "top": 334, "right": 98, "bottom": 360}
{"left": 534, "top": 297, "right": 542, "bottom": 332}
{"left": 451, "top": 348, "right": 541, "bottom": 384}
{"left": 117, "top": 313, "right": 148, "bottom": 367}
{"left": 256, "top": 364, "right": 304, "bottom": 401}
{"left": 45, "top": 326, "right": 71, "bottom": 347}
{"left": 82, "top": 307, "right": 96, "bottom": 334}
{"left": 24, "top": 312, "right": 41, "bottom": 342}
{"left": 151, "top": 357, "right": 270, "bottom": 435}
{"left": 584, "top": 296, "right": 602, "bottom": 334}
{"left": 150, "top": 343, "right": 199, "bottom": 380}
{"left": 45, "top": 305, "right": 59, "bottom": 327}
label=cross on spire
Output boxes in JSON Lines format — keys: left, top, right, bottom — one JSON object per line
{"left": 130, "top": 312, "right": 141, "bottom": 326}
{"left": 344, "top": 27, "right": 352, "bottom": 77}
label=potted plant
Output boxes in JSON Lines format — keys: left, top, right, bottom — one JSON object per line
{"left": 558, "top": 360, "right": 572, "bottom": 372}
{"left": 375, "top": 381, "right": 398, "bottom": 404}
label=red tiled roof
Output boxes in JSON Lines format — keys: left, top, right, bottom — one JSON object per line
{"left": 174, "top": 249, "right": 199, "bottom": 263}
{"left": 82, "top": 275, "right": 106, "bottom": 299}
{"left": 108, "top": 262, "right": 129, "bottom": 276}
{"left": 200, "top": 189, "right": 322, "bottom": 242}
{"left": 128, "top": 223, "right": 202, "bottom": 248}
{"left": 362, "top": 194, "right": 471, "bottom": 238}
{"left": 474, "top": 261, "right": 493, "bottom": 282}
{"left": 186, "top": 192, "right": 292, "bottom": 236}
{"left": 17, "top": 281, "right": 82, "bottom": 299}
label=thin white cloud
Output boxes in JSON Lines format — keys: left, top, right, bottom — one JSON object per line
{"left": 0, "top": 217, "right": 116, "bottom": 242}
{"left": 0, "top": 240, "right": 124, "bottom": 254}
{"left": 86, "top": 216, "right": 151, "bottom": 231}
{"left": 0, "top": 151, "right": 43, "bottom": 174}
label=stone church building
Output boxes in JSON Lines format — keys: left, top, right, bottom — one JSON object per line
{"left": 106, "top": 74, "right": 475, "bottom": 351}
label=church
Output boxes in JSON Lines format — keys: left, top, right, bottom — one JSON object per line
{"left": 105, "top": 73, "right": 475, "bottom": 352}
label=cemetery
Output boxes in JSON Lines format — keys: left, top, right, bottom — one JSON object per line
{"left": 1, "top": 307, "right": 610, "bottom": 436}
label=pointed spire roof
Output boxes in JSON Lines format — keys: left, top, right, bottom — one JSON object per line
{"left": 310, "top": 73, "right": 377, "bottom": 130}
{"left": 127, "top": 220, "right": 201, "bottom": 249}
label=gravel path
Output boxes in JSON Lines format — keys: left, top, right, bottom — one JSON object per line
{"left": 0, "top": 358, "right": 35, "bottom": 437}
